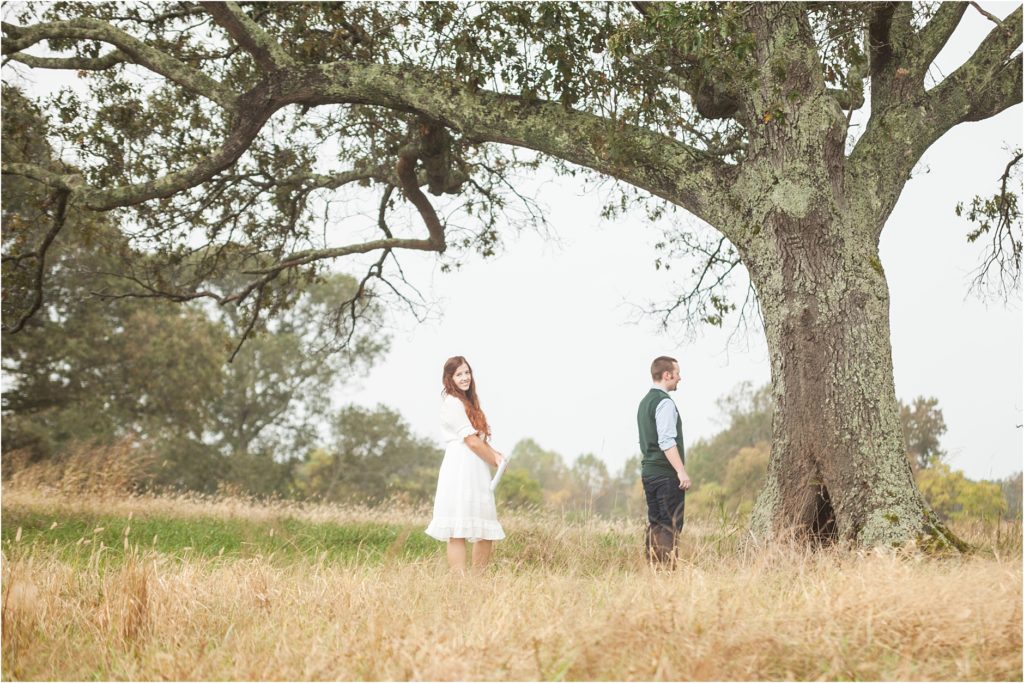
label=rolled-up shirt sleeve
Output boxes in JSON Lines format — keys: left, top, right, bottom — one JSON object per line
{"left": 654, "top": 397, "right": 679, "bottom": 451}
{"left": 441, "top": 395, "right": 478, "bottom": 440}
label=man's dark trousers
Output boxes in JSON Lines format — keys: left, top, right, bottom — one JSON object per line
{"left": 643, "top": 474, "right": 685, "bottom": 565}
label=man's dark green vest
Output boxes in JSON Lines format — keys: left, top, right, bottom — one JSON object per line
{"left": 637, "top": 388, "right": 685, "bottom": 479}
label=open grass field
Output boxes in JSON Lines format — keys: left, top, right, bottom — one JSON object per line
{"left": 2, "top": 486, "right": 1021, "bottom": 681}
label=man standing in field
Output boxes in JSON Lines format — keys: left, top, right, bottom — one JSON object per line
{"left": 637, "top": 356, "right": 692, "bottom": 566}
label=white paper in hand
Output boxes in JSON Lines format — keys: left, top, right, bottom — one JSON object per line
{"left": 490, "top": 458, "right": 509, "bottom": 492}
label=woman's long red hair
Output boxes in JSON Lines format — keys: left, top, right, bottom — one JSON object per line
{"left": 442, "top": 356, "right": 490, "bottom": 441}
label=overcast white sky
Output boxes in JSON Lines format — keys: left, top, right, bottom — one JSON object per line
{"left": 7, "top": 3, "right": 1021, "bottom": 482}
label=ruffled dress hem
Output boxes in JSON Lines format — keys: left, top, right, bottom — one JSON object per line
{"left": 425, "top": 518, "right": 505, "bottom": 543}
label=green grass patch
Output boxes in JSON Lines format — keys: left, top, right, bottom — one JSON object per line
{"left": 1, "top": 506, "right": 439, "bottom": 567}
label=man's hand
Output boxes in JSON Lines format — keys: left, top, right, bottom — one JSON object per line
{"left": 663, "top": 446, "right": 688, "bottom": 489}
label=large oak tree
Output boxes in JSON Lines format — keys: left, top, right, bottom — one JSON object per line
{"left": 2, "top": 2, "right": 1020, "bottom": 547}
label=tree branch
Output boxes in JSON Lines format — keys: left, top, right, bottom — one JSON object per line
{"left": 3, "top": 12, "right": 739, "bottom": 241}
{"left": 90, "top": 273, "right": 224, "bottom": 303}
{"left": 648, "top": 233, "right": 743, "bottom": 333}
{"left": 304, "top": 60, "right": 738, "bottom": 233}
{"left": 968, "top": 1, "right": 1006, "bottom": 26}
{"left": 317, "top": 185, "right": 430, "bottom": 350}
{"left": 850, "top": 4, "right": 1022, "bottom": 234}
{"left": 396, "top": 153, "right": 444, "bottom": 249}
{"left": 5, "top": 148, "right": 446, "bottom": 320}
{"left": 377, "top": 184, "right": 396, "bottom": 239}
{"left": 963, "top": 154, "right": 1022, "bottom": 298}
{"left": 924, "top": 4, "right": 1022, "bottom": 125}
{"left": 91, "top": 229, "right": 443, "bottom": 330}
{"left": 6, "top": 49, "right": 128, "bottom": 70}
{"left": 335, "top": 248, "right": 390, "bottom": 348}
{"left": 1, "top": 19, "right": 238, "bottom": 109}
{"left": 2, "top": 162, "right": 83, "bottom": 191}
{"left": 223, "top": 165, "right": 392, "bottom": 192}
{"left": 912, "top": 3, "right": 969, "bottom": 80}
{"left": 244, "top": 237, "right": 441, "bottom": 279}
{"left": 11, "top": 81, "right": 281, "bottom": 211}
{"left": 200, "top": 1, "right": 296, "bottom": 71}
{"left": 228, "top": 283, "right": 269, "bottom": 363}
{"left": 963, "top": 51, "right": 1024, "bottom": 123}
{"left": 4, "top": 189, "right": 71, "bottom": 334}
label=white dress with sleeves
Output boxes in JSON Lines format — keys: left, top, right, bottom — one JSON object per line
{"left": 425, "top": 393, "right": 505, "bottom": 542}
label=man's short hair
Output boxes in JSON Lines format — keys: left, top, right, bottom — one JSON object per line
{"left": 651, "top": 356, "right": 678, "bottom": 382}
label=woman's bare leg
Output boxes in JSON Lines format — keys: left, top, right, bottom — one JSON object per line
{"left": 446, "top": 538, "right": 467, "bottom": 575}
{"left": 471, "top": 539, "right": 492, "bottom": 572}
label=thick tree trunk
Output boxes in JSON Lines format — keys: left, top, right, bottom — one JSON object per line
{"left": 728, "top": 4, "right": 966, "bottom": 551}
{"left": 745, "top": 218, "right": 963, "bottom": 549}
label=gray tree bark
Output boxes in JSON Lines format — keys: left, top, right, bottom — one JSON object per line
{"left": 744, "top": 215, "right": 963, "bottom": 548}
{"left": 727, "top": 4, "right": 973, "bottom": 548}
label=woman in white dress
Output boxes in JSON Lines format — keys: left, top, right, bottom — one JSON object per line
{"left": 425, "top": 356, "right": 506, "bottom": 574}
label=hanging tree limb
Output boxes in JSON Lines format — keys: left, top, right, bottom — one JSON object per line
{"left": 4, "top": 188, "right": 71, "bottom": 334}
{"left": 960, "top": 150, "right": 1023, "bottom": 295}
{"left": 228, "top": 281, "right": 270, "bottom": 363}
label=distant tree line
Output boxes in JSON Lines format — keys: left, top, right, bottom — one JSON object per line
{"left": 492, "top": 440, "right": 645, "bottom": 519}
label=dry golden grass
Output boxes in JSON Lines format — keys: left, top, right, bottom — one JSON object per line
{"left": 3, "top": 440, "right": 156, "bottom": 496}
{"left": 0, "top": 483, "right": 435, "bottom": 530}
{"left": 2, "top": 486, "right": 1021, "bottom": 681}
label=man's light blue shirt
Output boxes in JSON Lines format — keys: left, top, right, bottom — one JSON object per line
{"left": 651, "top": 386, "right": 680, "bottom": 451}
